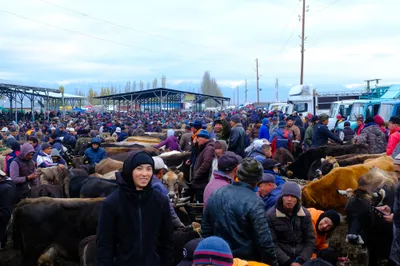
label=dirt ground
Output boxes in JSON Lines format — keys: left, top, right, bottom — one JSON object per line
{"left": 1, "top": 222, "right": 371, "bottom": 266}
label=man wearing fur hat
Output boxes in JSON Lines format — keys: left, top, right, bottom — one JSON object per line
{"left": 202, "top": 158, "right": 277, "bottom": 265}
{"left": 267, "top": 182, "right": 315, "bottom": 266}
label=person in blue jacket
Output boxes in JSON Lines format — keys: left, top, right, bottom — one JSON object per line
{"left": 312, "top": 114, "right": 343, "bottom": 148}
{"left": 257, "top": 173, "right": 283, "bottom": 212}
{"left": 96, "top": 151, "right": 174, "bottom": 266}
{"left": 262, "top": 159, "right": 285, "bottom": 186}
{"left": 258, "top": 118, "right": 270, "bottom": 140}
{"left": 84, "top": 137, "right": 107, "bottom": 165}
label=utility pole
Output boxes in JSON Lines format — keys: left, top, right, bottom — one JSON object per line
{"left": 244, "top": 79, "right": 248, "bottom": 104}
{"left": 236, "top": 86, "right": 239, "bottom": 106}
{"left": 256, "top": 58, "right": 260, "bottom": 105}
{"left": 275, "top": 78, "right": 279, "bottom": 102}
{"left": 300, "top": 0, "right": 306, "bottom": 85}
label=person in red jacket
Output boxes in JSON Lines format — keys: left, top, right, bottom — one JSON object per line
{"left": 387, "top": 116, "right": 400, "bottom": 156}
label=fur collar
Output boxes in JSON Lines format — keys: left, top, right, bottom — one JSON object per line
{"left": 276, "top": 206, "right": 306, "bottom": 218}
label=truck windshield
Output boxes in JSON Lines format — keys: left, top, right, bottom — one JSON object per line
{"left": 329, "top": 103, "right": 338, "bottom": 118}
{"left": 294, "top": 103, "right": 308, "bottom": 112}
{"left": 378, "top": 104, "right": 394, "bottom": 122}
{"left": 350, "top": 103, "right": 365, "bottom": 120}
{"left": 341, "top": 104, "right": 352, "bottom": 118}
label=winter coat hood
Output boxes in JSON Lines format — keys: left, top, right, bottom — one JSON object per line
{"left": 50, "top": 148, "right": 62, "bottom": 158}
{"left": 262, "top": 118, "right": 269, "bottom": 126}
{"left": 18, "top": 143, "right": 35, "bottom": 160}
{"left": 91, "top": 137, "right": 101, "bottom": 145}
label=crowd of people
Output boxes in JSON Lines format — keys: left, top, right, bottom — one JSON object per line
{"left": 0, "top": 108, "right": 399, "bottom": 266}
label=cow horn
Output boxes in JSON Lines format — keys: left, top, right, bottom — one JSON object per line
{"left": 372, "top": 188, "right": 385, "bottom": 199}
{"left": 177, "top": 196, "right": 191, "bottom": 202}
{"left": 333, "top": 163, "right": 340, "bottom": 168}
{"left": 176, "top": 162, "right": 183, "bottom": 169}
{"left": 337, "top": 189, "right": 348, "bottom": 196}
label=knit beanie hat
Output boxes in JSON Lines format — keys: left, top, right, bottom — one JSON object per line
{"left": 41, "top": 143, "right": 52, "bottom": 151}
{"left": 230, "top": 114, "right": 241, "bottom": 123}
{"left": 197, "top": 130, "right": 210, "bottom": 139}
{"left": 122, "top": 151, "right": 154, "bottom": 188}
{"left": 281, "top": 181, "right": 301, "bottom": 199}
{"left": 193, "top": 236, "right": 233, "bottom": 266}
{"left": 237, "top": 158, "right": 263, "bottom": 186}
{"left": 319, "top": 210, "right": 341, "bottom": 228}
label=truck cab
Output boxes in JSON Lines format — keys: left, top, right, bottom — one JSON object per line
{"left": 336, "top": 99, "right": 384, "bottom": 130}
{"left": 286, "top": 84, "right": 315, "bottom": 117}
{"left": 327, "top": 100, "right": 354, "bottom": 130}
{"left": 269, "top": 102, "right": 290, "bottom": 113}
{"left": 378, "top": 100, "right": 400, "bottom": 122}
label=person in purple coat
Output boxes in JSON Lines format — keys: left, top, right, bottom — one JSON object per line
{"left": 9, "top": 143, "right": 38, "bottom": 202}
{"left": 203, "top": 152, "right": 242, "bottom": 210}
{"left": 153, "top": 129, "right": 181, "bottom": 151}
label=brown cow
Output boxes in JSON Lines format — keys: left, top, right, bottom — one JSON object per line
{"left": 95, "top": 158, "right": 123, "bottom": 175}
{"left": 162, "top": 170, "right": 189, "bottom": 207}
{"left": 302, "top": 156, "right": 394, "bottom": 212}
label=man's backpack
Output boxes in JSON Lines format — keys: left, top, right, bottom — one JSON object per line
{"left": 275, "top": 129, "right": 292, "bottom": 150}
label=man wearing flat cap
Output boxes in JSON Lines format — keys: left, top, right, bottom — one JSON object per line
{"left": 257, "top": 173, "right": 283, "bottom": 212}
{"left": 192, "top": 130, "right": 215, "bottom": 203}
{"left": 203, "top": 151, "right": 242, "bottom": 209}
{"left": 202, "top": 158, "right": 277, "bottom": 265}
{"left": 311, "top": 113, "right": 342, "bottom": 148}
{"left": 228, "top": 114, "right": 246, "bottom": 157}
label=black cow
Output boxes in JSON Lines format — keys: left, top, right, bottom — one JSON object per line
{"left": 285, "top": 144, "right": 369, "bottom": 179}
{"left": 67, "top": 175, "right": 117, "bottom": 198}
{"left": 340, "top": 168, "right": 397, "bottom": 266}
{"left": 13, "top": 197, "right": 102, "bottom": 265}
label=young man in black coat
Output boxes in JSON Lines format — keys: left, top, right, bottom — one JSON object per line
{"left": 0, "top": 170, "right": 16, "bottom": 250}
{"left": 96, "top": 151, "right": 174, "bottom": 266}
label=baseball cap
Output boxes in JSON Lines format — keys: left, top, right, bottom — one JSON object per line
{"left": 152, "top": 156, "right": 168, "bottom": 170}
{"left": 262, "top": 159, "right": 281, "bottom": 170}
{"left": 1, "top": 127, "right": 8, "bottom": 132}
{"left": 218, "top": 151, "right": 242, "bottom": 172}
{"left": 177, "top": 238, "right": 203, "bottom": 266}
{"left": 257, "top": 173, "right": 276, "bottom": 186}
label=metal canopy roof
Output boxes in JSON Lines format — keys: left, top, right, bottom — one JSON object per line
{"left": 94, "top": 87, "right": 231, "bottom": 102}
{"left": 0, "top": 83, "right": 85, "bottom": 100}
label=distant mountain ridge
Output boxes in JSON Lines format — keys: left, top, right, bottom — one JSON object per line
{"left": 0, "top": 79, "right": 366, "bottom": 104}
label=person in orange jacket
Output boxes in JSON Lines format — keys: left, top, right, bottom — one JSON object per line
{"left": 308, "top": 208, "right": 341, "bottom": 265}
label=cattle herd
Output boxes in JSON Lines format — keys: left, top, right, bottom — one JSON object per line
{"left": 0, "top": 136, "right": 398, "bottom": 266}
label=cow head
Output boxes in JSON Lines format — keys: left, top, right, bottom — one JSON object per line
{"left": 342, "top": 187, "right": 387, "bottom": 246}
{"left": 314, "top": 157, "right": 339, "bottom": 179}
{"left": 162, "top": 170, "right": 189, "bottom": 206}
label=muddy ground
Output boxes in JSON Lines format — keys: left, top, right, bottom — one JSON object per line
{"left": 1, "top": 222, "right": 371, "bottom": 266}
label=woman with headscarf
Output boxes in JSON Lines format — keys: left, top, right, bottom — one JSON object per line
{"left": 96, "top": 151, "right": 174, "bottom": 266}
{"left": 153, "top": 129, "right": 181, "bottom": 152}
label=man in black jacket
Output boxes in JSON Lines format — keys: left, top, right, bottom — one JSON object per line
{"left": 96, "top": 151, "right": 174, "bottom": 266}
{"left": 312, "top": 114, "right": 343, "bottom": 148}
{"left": 201, "top": 158, "right": 277, "bottom": 265}
{"left": 228, "top": 114, "right": 246, "bottom": 157}
{"left": 0, "top": 170, "right": 15, "bottom": 250}
{"left": 267, "top": 182, "right": 316, "bottom": 266}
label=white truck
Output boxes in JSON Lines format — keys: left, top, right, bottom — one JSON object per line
{"left": 327, "top": 100, "right": 354, "bottom": 130}
{"left": 286, "top": 84, "right": 364, "bottom": 119}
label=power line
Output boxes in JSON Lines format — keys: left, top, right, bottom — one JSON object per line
{"left": 37, "top": 0, "right": 211, "bottom": 48}
{"left": 0, "top": 8, "right": 210, "bottom": 60}
{"left": 279, "top": 2, "right": 300, "bottom": 53}
{"left": 309, "top": 0, "right": 341, "bottom": 16}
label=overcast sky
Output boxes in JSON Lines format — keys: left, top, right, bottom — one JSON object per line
{"left": 1, "top": 0, "right": 399, "bottom": 89}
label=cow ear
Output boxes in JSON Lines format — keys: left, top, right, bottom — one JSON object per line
{"left": 333, "top": 163, "right": 340, "bottom": 168}
{"left": 321, "top": 158, "right": 325, "bottom": 162}
{"left": 177, "top": 172, "right": 184, "bottom": 180}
